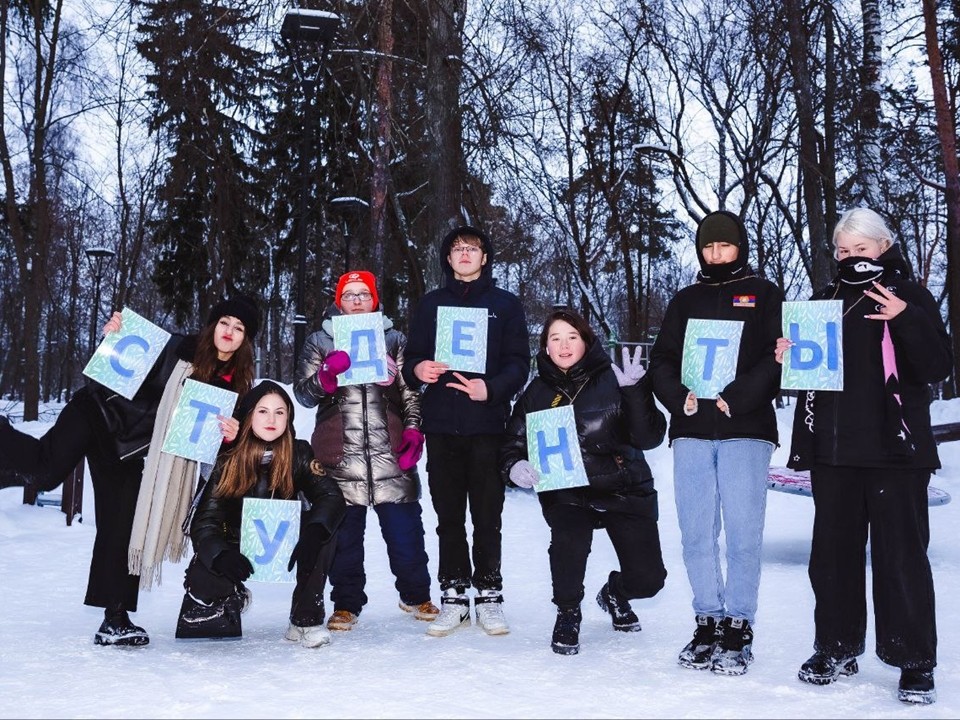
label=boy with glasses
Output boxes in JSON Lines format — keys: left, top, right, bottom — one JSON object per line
{"left": 402, "top": 226, "right": 530, "bottom": 637}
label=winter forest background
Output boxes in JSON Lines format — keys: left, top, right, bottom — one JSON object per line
{"left": 2, "top": 0, "right": 960, "bottom": 421}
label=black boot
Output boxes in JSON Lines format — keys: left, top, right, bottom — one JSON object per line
{"left": 710, "top": 617, "right": 753, "bottom": 676}
{"left": 898, "top": 669, "right": 936, "bottom": 705}
{"left": 551, "top": 607, "right": 582, "bottom": 655}
{"left": 175, "top": 591, "right": 244, "bottom": 640}
{"left": 798, "top": 651, "right": 859, "bottom": 685}
{"left": 596, "top": 572, "right": 641, "bottom": 632}
{"left": 678, "top": 614, "right": 721, "bottom": 670}
{"left": 95, "top": 606, "right": 149, "bottom": 647}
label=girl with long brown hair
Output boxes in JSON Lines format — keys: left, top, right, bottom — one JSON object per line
{"left": 179, "top": 381, "right": 345, "bottom": 648}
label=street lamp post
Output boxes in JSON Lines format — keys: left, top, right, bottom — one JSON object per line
{"left": 280, "top": 8, "right": 340, "bottom": 365}
{"left": 329, "top": 196, "right": 369, "bottom": 273}
{"left": 84, "top": 247, "right": 115, "bottom": 352}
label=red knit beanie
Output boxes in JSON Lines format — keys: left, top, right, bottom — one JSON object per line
{"left": 335, "top": 270, "right": 379, "bottom": 309}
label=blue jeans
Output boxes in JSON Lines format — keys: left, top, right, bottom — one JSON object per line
{"left": 672, "top": 438, "right": 773, "bottom": 625}
{"left": 329, "top": 502, "right": 432, "bottom": 615}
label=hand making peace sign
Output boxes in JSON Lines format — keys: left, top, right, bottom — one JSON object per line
{"left": 862, "top": 281, "right": 907, "bottom": 321}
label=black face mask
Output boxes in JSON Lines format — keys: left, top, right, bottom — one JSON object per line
{"left": 836, "top": 256, "right": 884, "bottom": 285}
{"left": 697, "top": 258, "right": 747, "bottom": 284}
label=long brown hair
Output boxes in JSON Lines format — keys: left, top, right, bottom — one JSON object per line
{"left": 214, "top": 389, "right": 295, "bottom": 499}
{"left": 192, "top": 321, "right": 255, "bottom": 395}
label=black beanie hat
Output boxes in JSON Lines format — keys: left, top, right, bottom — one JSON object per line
{"left": 696, "top": 211, "right": 745, "bottom": 253}
{"left": 236, "top": 380, "right": 294, "bottom": 429}
{"left": 207, "top": 294, "right": 259, "bottom": 340}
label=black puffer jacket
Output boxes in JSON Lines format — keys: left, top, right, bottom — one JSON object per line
{"left": 189, "top": 439, "right": 346, "bottom": 571}
{"left": 788, "top": 245, "right": 952, "bottom": 470}
{"left": 500, "top": 339, "right": 666, "bottom": 516}
{"left": 86, "top": 334, "right": 196, "bottom": 460}
{"left": 401, "top": 226, "right": 530, "bottom": 435}
{"left": 649, "top": 217, "right": 783, "bottom": 445}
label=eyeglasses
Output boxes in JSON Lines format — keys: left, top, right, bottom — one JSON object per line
{"left": 450, "top": 245, "right": 482, "bottom": 255}
{"left": 341, "top": 291, "right": 373, "bottom": 303}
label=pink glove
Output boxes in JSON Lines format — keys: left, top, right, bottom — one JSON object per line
{"left": 318, "top": 350, "right": 351, "bottom": 394}
{"left": 396, "top": 428, "right": 425, "bottom": 471}
{"left": 376, "top": 355, "right": 398, "bottom": 387}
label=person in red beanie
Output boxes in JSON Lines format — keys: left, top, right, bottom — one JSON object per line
{"left": 294, "top": 270, "right": 438, "bottom": 632}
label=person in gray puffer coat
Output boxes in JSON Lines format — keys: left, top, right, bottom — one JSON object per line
{"left": 294, "top": 270, "right": 438, "bottom": 632}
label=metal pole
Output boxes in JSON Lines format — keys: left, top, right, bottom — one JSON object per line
{"left": 293, "top": 81, "right": 315, "bottom": 365}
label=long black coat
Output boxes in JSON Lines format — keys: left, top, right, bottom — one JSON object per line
{"left": 189, "top": 440, "right": 346, "bottom": 571}
{"left": 788, "top": 246, "right": 952, "bottom": 470}
{"left": 499, "top": 339, "right": 666, "bottom": 517}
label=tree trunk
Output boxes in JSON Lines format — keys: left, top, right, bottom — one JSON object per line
{"left": 423, "top": 0, "right": 465, "bottom": 295}
{"left": 859, "top": 0, "right": 883, "bottom": 208}
{"left": 785, "top": 0, "right": 832, "bottom": 289}
{"left": 369, "top": 0, "right": 394, "bottom": 279}
{"left": 922, "top": 0, "right": 960, "bottom": 393}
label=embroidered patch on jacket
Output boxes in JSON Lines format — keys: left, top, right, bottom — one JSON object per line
{"left": 732, "top": 294, "right": 756, "bottom": 308}
{"left": 310, "top": 459, "right": 326, "bottom": 476}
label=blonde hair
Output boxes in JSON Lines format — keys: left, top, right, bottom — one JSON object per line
{"left": 832, "top": 207, "right": 894, "bottom": 257}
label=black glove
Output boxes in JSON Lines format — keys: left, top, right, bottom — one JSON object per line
{"left": 212, "top": 548, "right": 254, "bottom": 583}
{"left": 287, "top": 524, "right": 330, "bottom": 572}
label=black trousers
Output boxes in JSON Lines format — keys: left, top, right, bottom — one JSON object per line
{"left": 185, "top": 533, "right": 337, "bottom": 627}
{"left": 0, "top": 389, "right": 143, "bottom": 611}
{"left": 425, "top": 433, "right": 505, "bottom": 592}
{"left": 544, "top": 503, "right": 666, "bottom": 610}
{"left": 809, "top": 465, "right": 937, "bottom": 669}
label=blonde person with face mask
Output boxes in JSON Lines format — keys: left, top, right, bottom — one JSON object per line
{"left": 649, "top": 211, "right": 784, "bottom": 676}
{"left": 294, "top": 271, "right": 439, "bottom": 633}
{"left": 179, "top": 381, "right": 345, "bottom": 647}
{"left": 776, "top": 208, "right": 951, "bottom": 705}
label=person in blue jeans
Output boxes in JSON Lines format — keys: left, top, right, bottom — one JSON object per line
{"left": 649, "top": 210, "right": 783, "bottom": 675}
{"left": 294, "top": 270, "right": 438, "bottom": 632}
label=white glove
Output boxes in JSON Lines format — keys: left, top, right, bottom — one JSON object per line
{"left": 611, "top": 346, "right": 645, "bottom": 387}
{"left": 509, "top": 460, "right": 539, "bottom": 489}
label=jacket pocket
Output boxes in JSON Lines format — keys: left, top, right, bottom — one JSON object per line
{"left": 311, "top": 405, "right": 345, "bottom": 467}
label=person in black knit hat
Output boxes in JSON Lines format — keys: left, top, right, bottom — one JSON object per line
{"left": 0, "top": 295, "right": 260, "bottom": 647}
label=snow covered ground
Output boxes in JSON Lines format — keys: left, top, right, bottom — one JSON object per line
{"left": 1, "top": 389, "right": 958, "bottom": 718}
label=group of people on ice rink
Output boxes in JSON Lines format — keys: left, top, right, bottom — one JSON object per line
{"left": 0, "top": 207, "right": 946, "bottom": 706}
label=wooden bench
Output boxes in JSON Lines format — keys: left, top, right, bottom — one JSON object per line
{"left": 22, "top": 461, "right": 84, "bottom": 526}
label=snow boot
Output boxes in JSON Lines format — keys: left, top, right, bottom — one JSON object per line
{"left": 426, "top": 587, "right": 471, "bottom": 637}
{"left": 596, "top": 572, "right": 641, "bottom": 632}
{"left": 475, "top": 589, "right": 510, "bottom": 635}
{"left": 898, "top": 669, "right": 936, "bottom": 705}
{"left": 710, "top": 617, "right": 753, "bottom": 676}
{"left": 285, "top": 623, "right": 332, "bottom": 649}
{"left": 94, "top": 607, "right": 149, "bottom": 647}
{"left": 175, "top": 591, "right": 242, "bottom": 640}
{"left": 551, "top": 607, "right": 582, "bottom": 655}
{"left": 797, "top": 651, "right": 859, "bottom": 685}
{"left": 678, "top": 614, "right": 721, "bottom": 670}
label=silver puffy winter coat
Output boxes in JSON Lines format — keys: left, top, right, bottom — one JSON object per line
{"left": 293, "top": 306, "right": 422, "bottom": 506}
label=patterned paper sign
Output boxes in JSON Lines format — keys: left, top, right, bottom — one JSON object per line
{"left": 525, "top": 406, "right": 589, "bottom": 493}
{"left": 240, "top": 497, "right": 301, "bottom": 583}
{"left": 160, "top": 379, "right": 238, "bottom": 464}
{"left": 681, "top": 319, "right": 744, "bottom": 399}
{"left": 781, "top": 300, "right": 844, "bottom": 391}
{"left": 434, "top": 306, "right": 488, "bottom": 373}
{"left": 82, "top": 308, "right": 171, "bottom": 400}
{"left": 332, "top": 312, "right": 388, "bottom": 386}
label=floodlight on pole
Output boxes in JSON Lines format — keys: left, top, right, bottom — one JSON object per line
{"left": 279, "top": 6, "right": 340, "bottom": 366}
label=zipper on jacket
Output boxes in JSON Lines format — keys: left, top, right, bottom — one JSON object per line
{"left": 361, "top": 385, "right": 375, "bottom": 504}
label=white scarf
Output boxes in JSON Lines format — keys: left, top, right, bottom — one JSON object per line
{"left": 127, "top": 359, "right": 198, "bottom": 589}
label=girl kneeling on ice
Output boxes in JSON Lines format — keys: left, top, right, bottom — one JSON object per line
{"left": 180, "top": 381, "right": 345, "bottom": 647}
